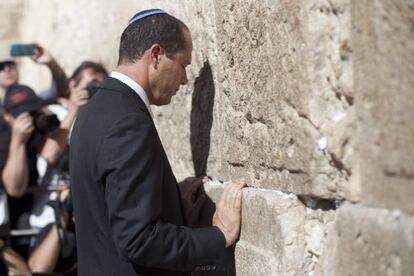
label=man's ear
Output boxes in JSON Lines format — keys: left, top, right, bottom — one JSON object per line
{"left": 149, "top": 44, "right": 163, "bottom": 69}
{"left": 3, "top": 112, "right": 14, "bottom": 125}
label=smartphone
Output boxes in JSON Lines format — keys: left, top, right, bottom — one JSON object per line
{"left": 10, "top": 43, "right": 35, "bottom": 57}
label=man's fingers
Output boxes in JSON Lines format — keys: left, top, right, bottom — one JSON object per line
{"left": 16, "top": 112, "right": 30, "bottom": 121}
{"left": 234, "top": 189, "right": 243, "bottom": 209}
{"left": 236, "top": 178, "right": 247, "bottom": 188}
{"left": 217, "top": 186, "right": 227, "bottom": 210}
{"left": 221, "top": 183, "right": 232, "bottom": 206}
{"left": 57, "top": 97, "right": 69, "bottom": 106}
{"left": 74, "top": 93, "right": 89, "bottom": 102}
{"left": 77, "top": 99, "right": 89, "bottom": 107}
{"left": 27, "top": 125, "right": 35, "bottom": 133}
{"left": 229, "top": 185, "right": 241, "bottom": 208}
{"left": 21, "top": 122, "right": 33, "bottom": 132}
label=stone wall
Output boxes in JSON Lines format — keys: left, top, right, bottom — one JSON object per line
{"left": 1, "top": 0, "right": 413, "bottom": 275}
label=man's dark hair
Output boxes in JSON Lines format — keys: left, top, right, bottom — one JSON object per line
{"left": 118, "top": 14, "right": 189, "bottom": 65}
{"left": 70, "top": 61, "right": 108, "bottom": 86}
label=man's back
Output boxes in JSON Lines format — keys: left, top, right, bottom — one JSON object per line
{"left": 70, "top": 78, "right": 225, "bottom": 275}
{"left": 70, "top": 79, "right": 142, "bottom": 275}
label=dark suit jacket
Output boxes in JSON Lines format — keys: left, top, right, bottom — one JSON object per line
{"left": 69, "top": 77, "right": 226, "bottom": 276}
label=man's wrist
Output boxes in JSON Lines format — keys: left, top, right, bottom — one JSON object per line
{"left": 212, "top": 215, "right": 230, "bottom": 247}
{"left": 45, "top": 58, "right": 57, "bottom": 68}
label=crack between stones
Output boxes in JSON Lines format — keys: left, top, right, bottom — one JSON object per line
{"left": 383, "top": 170, "right": 414, "bottom": 180}
{"left": 259, "top": 162, "right": 308, "bottom": 175}
{"left": 228, "top": 161, "right": 308, "bottom": 175}
{"left": 246, "top": 184, "right": 343, "bottom": 211}
{"left": 326, "top": 151, "right": 351, "bottom": 178}
{"left": 227, "top": 161, "right": 246, "bottom": 167}
{"left": 284, "top": 100, "right": 320, "bottom": 133}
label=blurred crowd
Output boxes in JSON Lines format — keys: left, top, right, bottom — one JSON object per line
{"left": 0, "top": 43, "right": 108, "bottom": 275}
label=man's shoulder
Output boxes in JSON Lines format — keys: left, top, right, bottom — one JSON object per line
{"left": 88, "top": 79, "right": 150, "bottom": 119}
{"left": 100, "top": 77, "right": 134, "bottom": 95}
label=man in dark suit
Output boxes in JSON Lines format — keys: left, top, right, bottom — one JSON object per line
{"left": 70, "top": 9, "right": 246, "bottom": 275}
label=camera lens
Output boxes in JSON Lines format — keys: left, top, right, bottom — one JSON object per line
{"left": 86, "top": 79, "right": 101, "bottom": 98}
{"left": 32, "top": 111, "right": 60, "bottom": 135}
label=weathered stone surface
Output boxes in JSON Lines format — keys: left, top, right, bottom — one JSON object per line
{"left": 0, "top": 1, "right": 24, "bottom": 59}
{"left": 4, "top": 0, "right": 358, "bottom": 200}
{"left": 2, "top": 1, "right": 414, "bottom": 275}
{"left": 10, "top": 0, "right": 220, "bottom": 181}
{"left": 203, "top": 184, "right": 336, "bottom": 276}
{"left": 315, "top": 203, "right": 414, "bottom": 276}
{"left": 213, "top": 0, "right": 353, "bottom": 199}
{"left": 353, "top": 0, "right": 414, "bottom": 212}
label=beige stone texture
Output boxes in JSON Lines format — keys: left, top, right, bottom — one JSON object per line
{"left": 202, "top": 184, "right": 336, "bottom": 276}
{"left": 213, "top": 0, "right": 354, "bottom": 199}
{"left": 0, "top": 0, "right": 24, "bottom": 60}
{"left": 3, "top": 0, "right": 219, "bottom": 182}
{"left": 315, "top": 202, "right": 414, "bottom": 276}
{"left": 353, "top": 0, "right": 414, "bottom": 212}
{"left": 1, "top": 1, "right": 414, "bottom": 275}
{"left": 2, "top": 1, "right": 357, "bottom": 200}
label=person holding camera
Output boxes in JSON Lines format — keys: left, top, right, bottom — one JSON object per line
{"left": 33, "top": 61, "right": 108, "bottom": 221}
{"left": 0, "top": 43, "right": 68, "bottom": 188}
{"left": 0, "top": 44, "right": 68, "bottom": 229}
{"left": 43, "top": 60, "right": 108, "bottom": 133}
{"left": 27, "top": 61, "right": 107, "bottom": 273}
{"left": 1, "top": 84, "right": 80, "bottom": 272}
{"left": 0, "top": 43, "right": 67, "bottom": 105}
{"left": 0, "top": 43, "right": 69, "bottom": 274}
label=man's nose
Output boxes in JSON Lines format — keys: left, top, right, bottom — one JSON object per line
{"left": 181, "top": 72, "right": 188, "bottom": 85}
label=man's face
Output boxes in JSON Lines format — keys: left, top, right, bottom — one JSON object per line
{"left": 0, "top": 61, "right": 18, "bottom": 89}
{"left": 70, "top": 68, "right": 107, "bottom": 99}
{"left": 149, "top": 30, "right": 193, "bottom": 106}
{"left": 77, "top": 68, "right": 106, "bottom": 90}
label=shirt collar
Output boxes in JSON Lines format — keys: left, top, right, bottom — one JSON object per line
{"left": 110, "top": 71, "right": 153, "bottom": 118}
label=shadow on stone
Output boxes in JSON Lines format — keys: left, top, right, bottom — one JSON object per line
{"left": 190, "top": 61, "right": 215, "bottom": 177}
{"left": 189, "top": 62, "right": 236, "bottom": 274}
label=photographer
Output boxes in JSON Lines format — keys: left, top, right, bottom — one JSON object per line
{"left": 1, "top": 84, "right": 78, "bottom": 272}
{"left": 0, "top": 44, "right": 67, "bottom": 198}
{"left": 28, "top": 61, "right": 107, "bottom": 273}
{"left": 34, "top": 61, "right": 108, "bottom": 220}
{"left": 45, "top": 60, "right": 108, "bottom": 132}
{"left": 0, "top": 44, "right": 67, "bottom": 103}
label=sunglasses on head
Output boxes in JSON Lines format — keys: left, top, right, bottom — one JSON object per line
{"left": 0, "top": 61, "right": 16, "bottom": 71}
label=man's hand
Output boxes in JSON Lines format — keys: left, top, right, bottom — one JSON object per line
{"left": 32, "top": 43, "right": 54, "bottom": 65}
{"left": 58, "top": 86, "right": 89, "bottom": 116}
{"left": 213, "top": 178, "right": 246, "bottom": 247}
{"left": 178, "top": 176, "right": 208, "bottom": 227}
{"left": 11, "top": 112, "right": 34, "bottom": 144}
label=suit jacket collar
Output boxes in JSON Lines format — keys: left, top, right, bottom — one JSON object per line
{"left": 102, "top": 77, "right": 153, "bottom": 119}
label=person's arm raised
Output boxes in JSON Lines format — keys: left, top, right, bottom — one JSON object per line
{"left": 2, "top": 112, "right": 34, "bottom": 197}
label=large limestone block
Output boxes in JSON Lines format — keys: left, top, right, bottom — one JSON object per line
{"left": 315, "top": 203, "right": 414, "bottom": 276}
{"left": 352, "top": 0, "right": 414, "bottom": 212}
{"left": 213, "top": 0, "right": 353, "bottom": 199}
{"left": 203, "top": 184, "right": 335, "bottom": 275}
